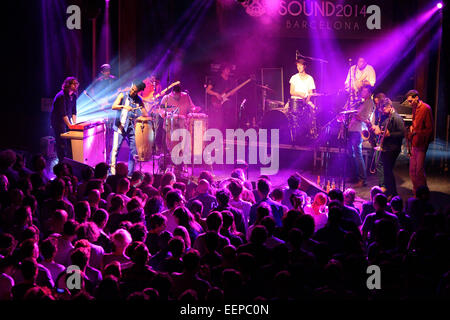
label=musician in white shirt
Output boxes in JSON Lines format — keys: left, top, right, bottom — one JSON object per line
{"left": 289, "top": 59, "right": 316, "bottom": 108}
{"left": 345, "top": 57, "right": 376, "bottom": 95}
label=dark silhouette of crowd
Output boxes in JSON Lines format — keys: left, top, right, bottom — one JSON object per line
{"left": 0, "top": 149, "right": 449, "bottom": 301}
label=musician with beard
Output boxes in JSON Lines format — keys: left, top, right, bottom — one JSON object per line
{"left": 110, "top": 81, "right": 147, "bottom": 176}
{"left": 373, "top": 98, "right": 405, "bottom": 197}
{"left": 50, "top": 77, "right": 79, "bottom": 163}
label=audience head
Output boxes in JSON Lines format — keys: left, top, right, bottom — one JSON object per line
{"left": 115, "top": 162, "right": 128, "bottom": 177}
{"left": 270, "top": 187, "right": 284, "bottom": 202}
{"left": 257, "top": 178, "right": 271, "bottom": 198}
{"left": 343, "top": 188, "right": 356, "bottom": 205}
{"left": 148, "top": 213, "right": 167, "bottom": 233}
{"left": 216, "top": 189, "right": 231, "bottom": 206}
{"left": 160, "top": 172, "right": 176, "bottom": 188}
{"left": 390, "top": 196, "right": 403, "bottom": 213}
{"left": 165, "top": 190, "right": 184, "bottom": 210}
{"left": 117, "top": 178, "right": 130, "bottom": 194}
{"left": 94, "top": 162, "right": 110, "bottom": 180}
{"left": 287, "top": 174, "right": 301, "bottom": 190}
{"left": 111, "top": 228, "right": 132, "bottom": 251}
{"left": 370, "top": 186, "right": 384, "bottom": 202}
{"left": 206, "top": 211, "right": 223, "bottom": 232}
{"left": 373, "top": 193, "right": 388, "bottom": 211}
{"left": 328, "top": 189, "right": 344, "bottom": 203}
{"left": 144, "top": 195, "right": 164, "bottom": 216}
{"left": 74, "top": 201, "right": 91, "bottom": 223}
{"left": 196, "top": 179, "right": 210, "bottom": 194}
{"left": 182, "top": 249, "right": 200, "bottom": 273}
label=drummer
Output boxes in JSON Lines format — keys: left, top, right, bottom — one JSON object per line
{"left": 154, "top": 84, "right": 199, "bottom": 153}
{"left": 289, "top": 58, "right": 316, "bottom": 109}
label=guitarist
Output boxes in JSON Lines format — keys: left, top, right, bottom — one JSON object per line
{"left": 206, "top": 64, "right": 235, "bottom": 132}
{"left": 372, "top": 98, "right": 405, "bottom": 198}
{"left": 405, "top": 90, "right": 434, "bottom": 195}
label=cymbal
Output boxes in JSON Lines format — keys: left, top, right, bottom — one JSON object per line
{"left": 256, "top": 84, "right": 273, "bottom": 91}
{"left": 309, "top": 92, "right": 325, "bottom": 97}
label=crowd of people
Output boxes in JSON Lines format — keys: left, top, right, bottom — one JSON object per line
{"left": 0, "top": 148, "right": 449, "bottom": 301}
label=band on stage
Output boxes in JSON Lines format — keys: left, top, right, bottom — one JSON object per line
{"left": 50, "top": 55, "right": 434, "bottom": 198}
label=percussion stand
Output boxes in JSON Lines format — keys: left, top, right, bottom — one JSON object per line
{"left": 318, "top": 114, "right": 339, "bottom": 186}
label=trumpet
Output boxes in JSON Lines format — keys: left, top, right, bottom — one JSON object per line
{"left": 369, "top": 110, "right": 393, "bottom": 174}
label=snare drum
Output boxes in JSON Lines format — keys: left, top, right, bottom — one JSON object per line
{"left": 187, "top": 113, "right": 208, "bottom": 158}
{"left": 165, "top": 114, "right": 186, "bottom": 150}
{"left": 135, "top": 116, "right": 155, "bottom": 161}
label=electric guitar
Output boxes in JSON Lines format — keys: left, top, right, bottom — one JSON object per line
{"left": 143, "top": 81, "right": 181, "bottom": 106}
{"left": 210, "top": 78, "right": 252, "bottom": 108}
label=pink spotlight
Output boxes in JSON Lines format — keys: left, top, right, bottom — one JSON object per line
{"left": 437, "top": 2, "right": 443, "bottom": 9}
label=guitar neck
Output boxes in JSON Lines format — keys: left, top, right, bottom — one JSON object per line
{"left": 224, "top": 79, "right": 251, "bottom": 98}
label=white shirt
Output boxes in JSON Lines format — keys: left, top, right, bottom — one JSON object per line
{"left": 289, "top": 73, "right": 315, "bottom": 99}
{"left": 345, "top": 64, "right": 376, "bottom": 92}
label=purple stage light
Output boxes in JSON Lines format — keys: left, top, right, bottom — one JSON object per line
{"left": 437, "top": 2, "right": 443, "bottom": 9}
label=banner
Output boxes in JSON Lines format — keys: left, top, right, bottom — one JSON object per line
{"left": 237, "top": 0, "right": 394, "bottom": 39}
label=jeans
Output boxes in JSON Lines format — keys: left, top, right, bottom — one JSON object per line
{"left": 348, "top": 131, "right": 366, "bottom": 182}
{"left": 110, "top": 128, "right": 137, "bottom": 176}
{"left": 409, "top": 146, "right": 427, "bottom": 194}
{"left": 381, "top": 149, "right": 401, "bottom": 197}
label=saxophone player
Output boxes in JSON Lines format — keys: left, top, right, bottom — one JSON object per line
{"left": 372, "top": 98, "right": 405, "bottom": 198}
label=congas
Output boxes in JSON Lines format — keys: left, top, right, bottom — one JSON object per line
{"left": 135, "top": 116, "right": 155, "bottom": 161}
{"left": 260, "top": 109, "right": 291, "bottom": 144}
{"left": 165, "top": 114, "right": 186, "bottom": 150}
{"left": 187, "top": 113, "right": 208, "bottom": 158}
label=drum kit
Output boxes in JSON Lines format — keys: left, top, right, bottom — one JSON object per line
{"left": 260, "top": 85, "right": 322, "bottom": 145}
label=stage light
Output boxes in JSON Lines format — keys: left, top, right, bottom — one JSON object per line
{"left": 437, "top": 2, "right": 443, "bottom": 9}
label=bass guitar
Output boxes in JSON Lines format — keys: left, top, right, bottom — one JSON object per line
{"left": 210, "top": 78, "right": 252, "bottom": 108}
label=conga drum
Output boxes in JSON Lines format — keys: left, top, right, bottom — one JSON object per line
{"left": 187, "top": 113, "right": 208, "bottom": 159}
{"left": 165, "top": 114, "right": 186, "bottom": 151}
{"left": 135, "top": 116, "right": 155, "bottom": 161}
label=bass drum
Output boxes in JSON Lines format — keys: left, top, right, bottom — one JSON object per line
{"left": 260, "top": 109, "right": 291, "bottom": 145}
{"left": 135, "top": 116, "right": 155, "bottom": 161}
